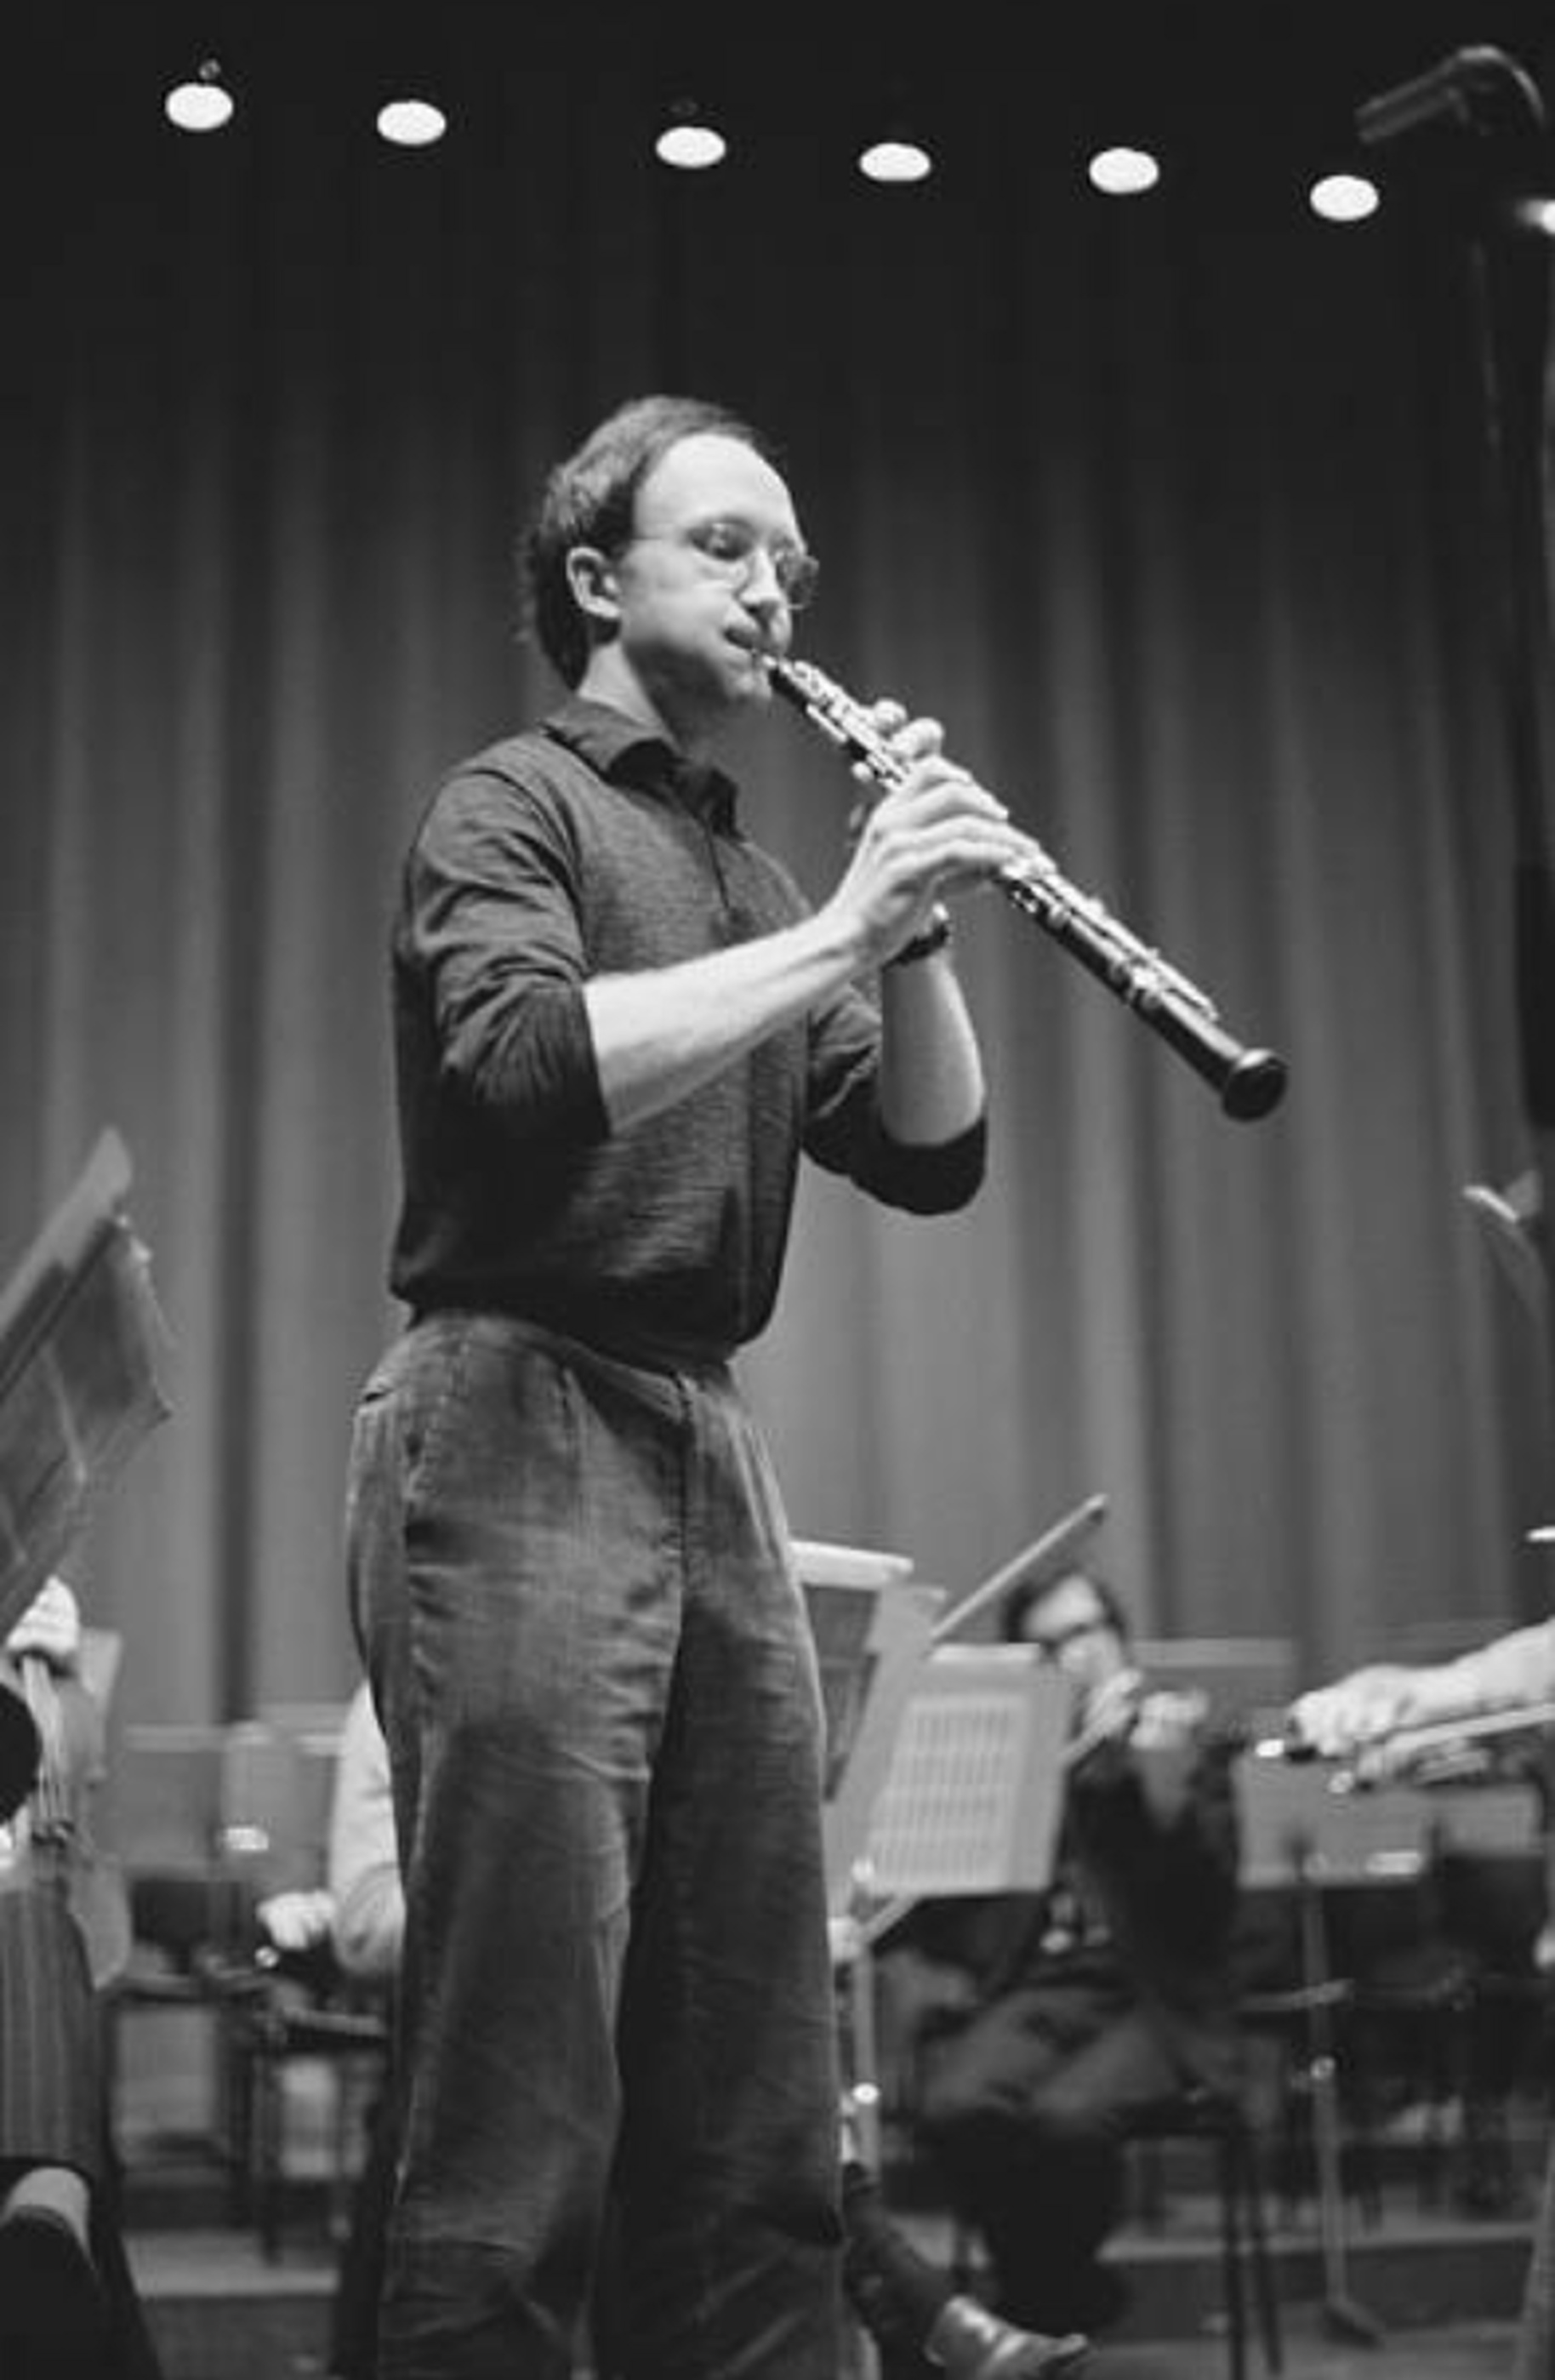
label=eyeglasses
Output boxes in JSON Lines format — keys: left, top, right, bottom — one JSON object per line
{"left": 1027, "top": 1614, "right": 1116, "bottom": 1660}
{"left": 634, "top": 517, "right": 821, "bottom": 612}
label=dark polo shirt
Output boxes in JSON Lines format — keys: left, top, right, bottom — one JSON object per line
{"left": 388, "top": 696, "right": 985, "bottom": 1365}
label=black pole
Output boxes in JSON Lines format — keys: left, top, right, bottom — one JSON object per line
{"left": 1358, "top": 48, "right": 1555, "bottom": 1550}
{"left": 1462, "top": 133, "right": 1555, "bottom": 1561}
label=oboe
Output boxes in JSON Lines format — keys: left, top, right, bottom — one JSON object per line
{"left": 766, "top": 654, "right": 1288, "bottom": 1123}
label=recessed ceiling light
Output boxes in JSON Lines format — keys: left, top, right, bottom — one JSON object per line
{"left": 165, "top": 60, "right": 235, "bottom": 134}
{"left": 377, "top": 98, "right": 448, "bottom": 149}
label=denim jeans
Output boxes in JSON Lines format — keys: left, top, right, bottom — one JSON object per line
{"left": 345, "top": 1311, "right": 843, "bottom": 2378}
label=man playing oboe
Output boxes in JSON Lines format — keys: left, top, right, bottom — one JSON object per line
{"left": 346, "top": 391, "right": 1043, "bottom": 2377}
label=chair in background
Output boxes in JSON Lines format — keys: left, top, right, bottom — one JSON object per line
{"left": 101, "top": 1722, "right": 267, "bottom": 2211}
{"left": 228, "top": 1947, "right": 390, "bottom": 2261}
{"left": 1123, "top": 2080, "right": 1284, "bottom": 2380}
{"left": 1381, "top": 1771, "right": 1552, "bottom": 2216}
{"left": 103, "top": 1707, "right": 349, "bottom": 2228}
{"left": 1236, "top": 1951, "right": 1378, "bottom": 2235}
{"left": 225, "top": 1702, "right": 394, "bottom": 2259}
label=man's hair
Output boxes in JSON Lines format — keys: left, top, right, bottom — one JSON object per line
{"left": 520, "top": 393, "right": 771, "bottom": 688}
{"left": 1000, "top": 1567, "right": 1131, "bottom": 1649}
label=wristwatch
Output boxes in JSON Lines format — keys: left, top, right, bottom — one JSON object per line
{"left": 886, "top": 906, "right": 953, "bottom": 968}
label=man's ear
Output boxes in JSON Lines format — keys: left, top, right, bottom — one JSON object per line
{"left": 566, "top": 545, "right": 622, "bottom": 632}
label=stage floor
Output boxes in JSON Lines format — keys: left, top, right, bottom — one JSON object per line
{"left": 126, "top": 2222, "right": 1526, "bottom": 2380}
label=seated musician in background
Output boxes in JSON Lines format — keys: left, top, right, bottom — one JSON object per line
{"left": 1287, "top": 1616, "right": 1555, "bottom": 2380}
{"left": 271, "top": 1678, "right": 1087, "bottom": 2380}
{"left": 882, "top": 1565, "right": 1243, "bottom": 2343}
{"left": 0, "top": 1576, "right": 163, "bottom": 2380}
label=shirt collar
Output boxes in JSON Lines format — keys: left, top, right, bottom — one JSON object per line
{"left": 541, "top": 696, "right": 738, "bottom": 831}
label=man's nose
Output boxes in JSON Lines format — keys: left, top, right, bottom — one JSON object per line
{"left": 741, "top": 546, "right": 788, "bottom": 608}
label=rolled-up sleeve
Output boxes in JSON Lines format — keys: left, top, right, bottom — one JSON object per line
{"left": 801, "top": 981, "right": 988, "bottom": 1214}
{"left": 402, "top": 770, "right": 609, "bottom": 1150}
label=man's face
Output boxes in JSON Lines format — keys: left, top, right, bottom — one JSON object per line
{"left": 609, "top": 431, "right": 811, "bottom": 712}
{"left": 1017, "top": 1572, "right": 1129, "bottom": 1700}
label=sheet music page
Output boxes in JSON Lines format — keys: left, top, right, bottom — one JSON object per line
{"left": 0, "top": 1139, "right": 172, "bottom": 1641}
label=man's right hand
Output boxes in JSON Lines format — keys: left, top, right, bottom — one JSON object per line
{"left": 826, "top": 709, "right": 1028, "bottom": 967}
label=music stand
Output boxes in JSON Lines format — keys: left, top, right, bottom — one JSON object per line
{"left": 793, "top": 1538, "right": 946, "bottom": 1925}
{"left": 795, "top": 1538, "right": 943, "bottom": 2216}
{"left": 863, "top": 1646, "right": 1070, "bottom": 1908}
{"left": 1237, "top": 1757, "right": 1437, "bottom": 2346}
{"left": 0, "top": 1130, "right": 171, "bottom": 1815}
{"left": 1237, "top": 1761, "right": 1433, "bottom": 1895}
{"left": 809, "top": 1509, "right": 1083, "bottom": 2380}
{"left": 841, "top": 1492, "right": 1098, "bottom": 1929}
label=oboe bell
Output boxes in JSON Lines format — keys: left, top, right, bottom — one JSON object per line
{"left": 766, "top": 653, "right": 1288, "bottom": 1124}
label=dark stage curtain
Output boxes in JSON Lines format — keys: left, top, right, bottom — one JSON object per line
{"left": 2, "top": 9, "right": 1552, "bottom": 1735}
